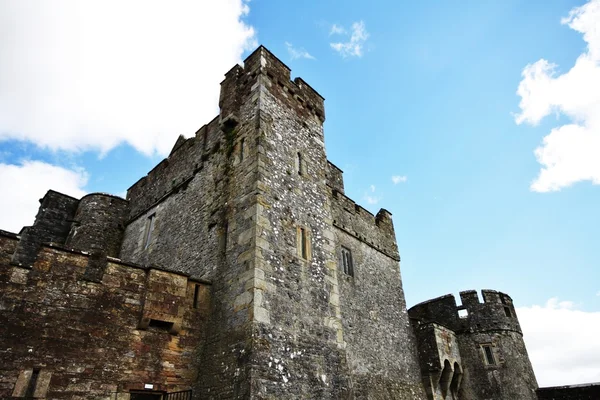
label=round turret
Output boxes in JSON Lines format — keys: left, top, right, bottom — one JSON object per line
{"left": 66, "top": 193, "right": 129, "bottom": 257}
{"left": 409, "top": 289, "right": 538, "bottom": 400}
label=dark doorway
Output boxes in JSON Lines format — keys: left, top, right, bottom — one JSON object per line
{"left": 130, "top": 392, "right": 163, "bottom": 400}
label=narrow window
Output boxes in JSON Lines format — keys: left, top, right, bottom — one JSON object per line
{"left": 341, "top": 247, "right": 354, "bottom": 276}
{"left": 240, "top": 137, "right": 245, "bottom": 161}
{"left": 193, "top": 284, "right": 201, "bottom": 309}
{"left": 504, "top": 306, "right": 512, "bottom": 318}
{"left": 300, "top": 227, "right": 307, "bottom": 259}
{"left": 25, "top": 369, "right": 40, "bottom": 398}
{"left": 297, "top": 152, "right": 303, "bottom": 175}
{"left": 481, "top": 344, "right": 496, "bottom": 365}
{"left": 144, "top": 213, "right": 156, "bottom": 249}
{"left": 220, "top": 222, "right": 228, "bottom": 252}
{"left": 148, "top": 319, "right": 174, "bottom": 331}
{"left": 458, "top": 309, "right": 468, "bottom": 318}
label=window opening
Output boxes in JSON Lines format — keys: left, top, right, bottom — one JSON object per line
{"left": 504, "top": 306, "right": 512, "bottom": 318}
{"left": 482, "top": 344, "right": 496, "bottom": 365}
{"left": 25, "top": 369, "right": 40, "bottom": 398}
{"left": 341, "top": 247, "right": 354, "bottom": 276}
{"left": 458, "top": 309, "right": 468, "bottom": 318}
{"left": 144, "top": 213, "right": 156, "bottom": 249}
{"left": 300, "top": 227, "right": 307, "bottom": 259}
{"left": 148, "top": 319, "right": 174, "bottom": 331}
{"left": 193, "top": 284, "right": 201, "bottom": 309}
{"left": 297, "top": 152, "right": 303, "bottom": 175}
{"left": 220, "top": 222, "right": 228, "bottom": 253}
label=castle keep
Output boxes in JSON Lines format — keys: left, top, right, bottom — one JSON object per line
{"left": 1, "top": 46, "right": 589, "bottom": 399}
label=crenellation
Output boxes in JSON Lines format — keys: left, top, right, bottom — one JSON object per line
{"left": 331, "top": 188, "right": 400, "bottom": 261}
{"left": 326, "top": 160, "right": 344, "bottom": 193}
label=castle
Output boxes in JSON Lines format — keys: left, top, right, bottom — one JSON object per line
{"left": 1, "top": 46, "right": 597, "bottom": 400}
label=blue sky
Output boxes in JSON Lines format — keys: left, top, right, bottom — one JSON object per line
{"left": 1, "top": 0, "right": 599, "bottom": 386}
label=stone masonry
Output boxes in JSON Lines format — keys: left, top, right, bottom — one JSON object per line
{"left": 0, "top": 45, "right": 593, "bottom": 399}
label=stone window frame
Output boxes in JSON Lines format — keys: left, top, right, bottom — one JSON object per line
{"left": 480, "top": 343, "right": 497, "bottom": 366}
{"left": 296, "top": 225, "right": 311, "bottom": 261}
{"left": 12, "top": 369, "right": 52, "bottom": 398}
{"left": 340, "top": 246, "right": 354, "bottom": 277}
{"left": 143, "top": 212, "right": 156, "bottom": 249}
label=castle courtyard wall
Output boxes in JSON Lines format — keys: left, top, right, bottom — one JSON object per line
{"left": 0, "top": 232, "right": 209, "bottom": 399}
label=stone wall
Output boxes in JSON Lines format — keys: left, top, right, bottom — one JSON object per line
{"left": 0, "top": 232, "right": 209, "bottom": 399}
{"left": 335, "top": 228, "right": 426, "bottom": 398}
{"left": 538, "top": 383, "right": 600, "bottom": 399}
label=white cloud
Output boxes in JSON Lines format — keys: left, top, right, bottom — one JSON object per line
{"left": 0, "top": 161, "right": 88, "bottom": 233}
{"left": 518, "top": 298, "right": 600, "bottom": 387}
{"left": 329, "top": 24, "right": 346, "bottom": 35}
{"left": 330, "top": 21, "right": 369, "bottom": 58}
{"left": 392, "top": 175, "right": 408, "bottom": 184}
{"left": 285, "top": 42, "right": 315, "bottom": 60}
{"left": 515, "top": 0, "right": 600, "bottom": 192}
{"left": 0, "top": 0, "right": 256, "bottom": 156}
{"left": 364, "top": 184, "right": 381, "bottom": 204}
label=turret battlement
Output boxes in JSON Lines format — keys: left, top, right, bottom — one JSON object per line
{"left": 220, "top": 46, "right": 325, "bottom": 127}
{"left": 408, "top": 289, "right": 521, "bottom": 334}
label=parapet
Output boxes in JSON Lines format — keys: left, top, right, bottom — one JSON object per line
{"left": 330, "top": 189, "right": 399, "bottom": 261}
{"left": 11, "top": 190, "right": 79, "bottom": 267}
{"left": 326, "top": 161, "right": 344, "bottom": 193}
{"left": 408, "top": 289, "right": 522, "bottom": 334}
{"left": 126, "top": 116, "right": 220, "bottom": 218}
{"left": 220, "top": 46, "right": 325, "bottom": 126}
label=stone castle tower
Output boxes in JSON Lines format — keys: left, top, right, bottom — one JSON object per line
{"left": 0, "top": 46, "right": 544, "bottom": 399}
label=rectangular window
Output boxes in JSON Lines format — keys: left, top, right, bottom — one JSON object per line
{"left": 297, "top": 226, "right": 310, "bottom": 260}
{"left": 481, "top": 344, "right": 496, "bottom": 365}
{"left": 144, "top": 213, "right": 156, "bottom": 249}
{"left": 297, "top": 152, "right": 303, "bottom": 175}
{"left": 25, "top": 369, "right": 40, "bottom": 398}
{"left": 300, "top": 227, "right": 307, "bottom": 259}
{"left": 341, "top": 247, "right": 354, "bottom": 276}
{"left": 193, "top": 284, "right": 201, "bottom": 309}
{"left": 504, "top": 306, "right": 512, "bottom": 317}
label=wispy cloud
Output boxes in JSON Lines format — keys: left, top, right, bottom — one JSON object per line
{"left": 330, "top": 21, "right": 369, "bottom": 58}
{"left": 364, "top": 184, "right": 381, "bottom": 205}
{"left": 518, "top": 297, "right": 600, "bottom": 386}
{"left": 329, "top": 24, "right": 346, "bottom": 35}
{"left": 514, "top": 0, "right": 600, "bottom": 192}
{"left": 392, "top": 175, "right": 408, "bottom": 184}
{"left": 285, "top": 42, "right": 315, "bottom": 60}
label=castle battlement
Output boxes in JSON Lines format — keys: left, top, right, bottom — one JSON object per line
{"left": 331, "top": 188, "right": 399, "bottom": 261}
{"left": 409, "top": 289, "right": 522, "bottom": 335}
